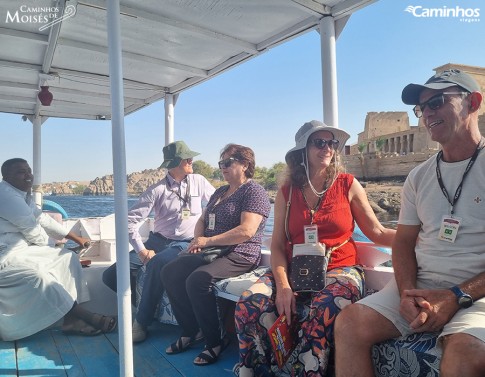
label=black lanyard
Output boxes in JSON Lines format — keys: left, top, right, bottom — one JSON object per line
{"left": 166, "top": 176, "right": 190, "bottom": 209}
{"left": 436, "top": 138, "right": 484, "bottom": 215}
{"left": 300, "top": 187, "right": 323, "bottom": 224}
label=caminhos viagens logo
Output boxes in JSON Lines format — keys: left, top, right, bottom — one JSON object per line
{"left": 405, "top": 5, "right": 480, "bottom": 23}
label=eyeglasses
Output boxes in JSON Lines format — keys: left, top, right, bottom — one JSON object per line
{"left": 218, "top": 157, "right": 239, "bottom": 169}
{"left": 413, "top": 92, "right": 469, "bottom": 118}
{"left": 185, "top": 158, "right": 193, "bottom": 164}
{"left": 310, "top": 138, "right": 340, "bottom": 150}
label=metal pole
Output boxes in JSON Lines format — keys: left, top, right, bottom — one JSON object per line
{"left": 106, "top": 1, "right": 133, "bottom": 376}
{"left": 164, "top": 93, "right": 174, "bottom": 144}
{"left": 32, "top": 116, "right": 43, "bottom": 208}
{"left": 320, "top": 16, "right": 339, "bottom": 129}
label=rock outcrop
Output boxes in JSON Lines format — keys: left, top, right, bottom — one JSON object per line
{"left": 42, "top": 172, "right": 402, "bottom": 219}
{"left": 83, "top": 168, "right": 166, "bottom": 195}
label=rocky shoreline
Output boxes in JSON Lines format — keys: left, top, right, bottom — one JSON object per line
{"left": 43, "top": 176, "right": 403, "bottom": 219}
{"left": 362, "top": 180, "right": 403, "bottom": 223}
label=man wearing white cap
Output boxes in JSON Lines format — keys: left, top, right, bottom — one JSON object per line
{"left": 335, "top": 70, "right": 485, "bottom": 377}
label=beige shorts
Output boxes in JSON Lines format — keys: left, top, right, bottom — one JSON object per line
{"left": 359, "top": 278, "right": 485, "bottom": 343}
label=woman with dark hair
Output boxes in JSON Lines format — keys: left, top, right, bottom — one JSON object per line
{"left": 162, "top": 143, "right": 271, "bottom": 366}
{"left": 234, "top": 121, "right": 396, "bottom": 376}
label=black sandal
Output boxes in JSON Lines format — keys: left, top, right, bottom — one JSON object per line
{"left": 166, "top": 331, "right": 204, "bottom": 355}
{"left": 193, "top": 337, "right": 230, "bottom": 366}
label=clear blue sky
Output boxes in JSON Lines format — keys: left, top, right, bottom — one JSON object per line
{"left": 0, "top": 0, "right": 483, "bottom": 182}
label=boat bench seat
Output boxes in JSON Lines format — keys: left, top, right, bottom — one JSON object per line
{"left": 372, "top": 331, "right": 441, "bottom": 376}
{"left": 136, "top": 241, "right": 442, "bottom": 376}
{"left": 136, "top": 265, "right": 178, "bottom": 325}
{"left": 134, "top": 250, "right": 271, "bottom": 325}
{"left": 212, "top": 264, "right": 442, "bottom": 376}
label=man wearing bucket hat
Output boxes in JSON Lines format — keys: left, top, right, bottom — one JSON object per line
{"left": 336, "top": 70, "right": 485, "bottom": 377}
{"left": 102, "top": 140, "right": 215, "bottom": 342}
{"left": 234, "top": 121, "right": 395, "bottom": 375}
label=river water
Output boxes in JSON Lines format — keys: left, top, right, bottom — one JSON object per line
{"left": 45, "top": 194, "right": 397, "bottom": 237}
{"left": 45, "top": 195, "right": 275, "bottom": 235}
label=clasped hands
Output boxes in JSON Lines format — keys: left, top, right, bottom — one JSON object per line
{"left": 187, "top": 236, "right": 210, "bottom": 253}
{"left": 139, "top": 249, "right": 155, "bottom": 264}
{"left": 400, "top": 288, "right": 458, "bottom": 333}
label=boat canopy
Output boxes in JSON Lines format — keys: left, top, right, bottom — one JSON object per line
{"left": 0, "top": 0, "right": 375, "bottom": 120}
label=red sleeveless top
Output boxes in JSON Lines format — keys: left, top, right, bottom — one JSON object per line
{"left": 282, "top": 173, "right": 357, "bottom": 270}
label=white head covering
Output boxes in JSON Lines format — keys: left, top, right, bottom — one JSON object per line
{"left": 285, "top": 120, "right": 350, "bottom": 163}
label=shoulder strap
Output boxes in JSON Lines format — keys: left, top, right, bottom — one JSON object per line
{"left": 284, "top": 185, "right": 292, "bottom": 244}
{"left": 326, "top": 238, "right": 350, "bottom": 258}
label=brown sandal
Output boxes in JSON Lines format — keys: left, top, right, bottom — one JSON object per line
{"left": 62, "top": 319, "right": 102, "bottom": 336}
{"left": 91, "top": 313, "right": 117, "bottom": 333}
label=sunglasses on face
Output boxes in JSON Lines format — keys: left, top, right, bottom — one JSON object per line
{"left": 413, "top": 91, "right": 469, "bottom": 118}
{"left": 310, "top": 138, "right": 340, "bottom": 150}
{"left": 218, "top": 157, "right": 240, "bottom": 169}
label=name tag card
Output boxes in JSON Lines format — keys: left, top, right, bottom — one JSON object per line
{"left": 304, "top": 224, "right": 318, "bottom": 244}
{"left": 438, "top": 216, "right": 461, "bottom": 243}
{"left": 181, "top": 208, "right": 191, "bottom": 220}
{"left": 208, "top": 213, "right": 216, "bottom": 230}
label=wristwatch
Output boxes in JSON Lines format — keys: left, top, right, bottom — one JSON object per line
{"left": 449, "top": 285, "right": 473, "bottom": 308}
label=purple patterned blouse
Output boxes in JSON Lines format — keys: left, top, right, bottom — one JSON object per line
{"left": 204, "top": 180, "right": 271, "bottom": 265}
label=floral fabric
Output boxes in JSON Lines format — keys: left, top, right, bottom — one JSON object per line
{"left": 235, "top": 266, "right": 364, "bottom": 376}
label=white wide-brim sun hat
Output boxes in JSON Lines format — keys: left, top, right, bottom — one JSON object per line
{"left": 285, "top": 120, "right": 350, "bottom": 163}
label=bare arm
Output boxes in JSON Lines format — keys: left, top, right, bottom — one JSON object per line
{"left": 65, "top": 231, "right": 91, "bottom": 248}
{"left": 270, "top": 188, "right": 296, "bottom": 323}
{"left": 349, "top": 179, "right": 396, "bottom": 246}
{"left": 193, "top": 209, "right": 206, "bottom": 238}
{"left": 405, "top": 268, "right": 485, "bottom": 332}
{"left": 392, "top": 224, "right": 420, "bottom": 294}
{"left": 391, "top": 224, "right": 426, "bottom": 325}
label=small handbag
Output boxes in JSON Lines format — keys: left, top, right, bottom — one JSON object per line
{"left": 290, "top": 242, "right": 328, "bottom": 292}
{"left": 199, "top": 246, "right": 233, "bottom": 263}
{"left": 285, "top": 185, "right": 349, "bottom": 292}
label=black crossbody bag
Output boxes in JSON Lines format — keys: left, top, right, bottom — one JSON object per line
{"left": 285, "top": 185, "right": 348, "bottom": 292}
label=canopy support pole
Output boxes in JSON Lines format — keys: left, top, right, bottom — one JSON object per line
{"left": 32, "top": 116, "right": 45, "bottom": 208}
{"left": 320, "top": 16, "right": 339, "bottom": 129}
{"left": 106, "top": 1, "right": 133, "bottom": 376}
{"left": 164, "top": 93, "right": 178, "bottom": 145}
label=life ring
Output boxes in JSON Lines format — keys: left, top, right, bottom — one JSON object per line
{"left": 42, "top": 199, "right": 68, "bottom": 219}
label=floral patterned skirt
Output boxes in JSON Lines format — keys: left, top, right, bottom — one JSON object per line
{"left": 235, "top": 266, "right": 365, "bottom": 377}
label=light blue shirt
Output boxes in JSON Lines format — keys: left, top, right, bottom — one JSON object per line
{"left": 127, "top": 173, "right": 215, "bottom": 253}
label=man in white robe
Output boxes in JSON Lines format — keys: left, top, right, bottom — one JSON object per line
{"left": 0, "top": 158, "right": 116, "bottom": 341}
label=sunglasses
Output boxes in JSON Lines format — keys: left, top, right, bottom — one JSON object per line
{"left": 413, "top": 91, "right": 469, "bottom": 118}
{"left": 218, "top": 157, "right": 240, "bottom": 169}
{"left": 310, "top": 138, "right": 340, "bottom": 150}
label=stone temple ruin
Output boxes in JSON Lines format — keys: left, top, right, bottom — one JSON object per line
{"left": 343, "top": 63, "right": 485, "bottom": 180}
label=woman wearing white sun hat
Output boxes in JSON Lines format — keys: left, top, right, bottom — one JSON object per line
{"left": 234, "top": 120, "right": 396, "bottom": 376}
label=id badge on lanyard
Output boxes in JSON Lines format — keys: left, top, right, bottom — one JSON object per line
{"left": 208, "top": 213, "right": 216, "bottom": 230}
{"left": 304, "top": 224, "right": 318, "bottom": 244}
{"left": 438, "top": 215, "right": 461, "bottom": 243}
{"left": 181, "top": 208, "right": 191, "bottom": 220}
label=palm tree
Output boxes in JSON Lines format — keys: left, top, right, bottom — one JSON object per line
{"left": 357, "top": 142, "right": 367, "bottom": 180}
{"left": 375, "top": 137, "right": 386, "bottom": 179}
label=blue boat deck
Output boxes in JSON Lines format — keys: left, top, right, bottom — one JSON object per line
{"left": 0, "top": 323, "right": 238, "bottom": 377}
